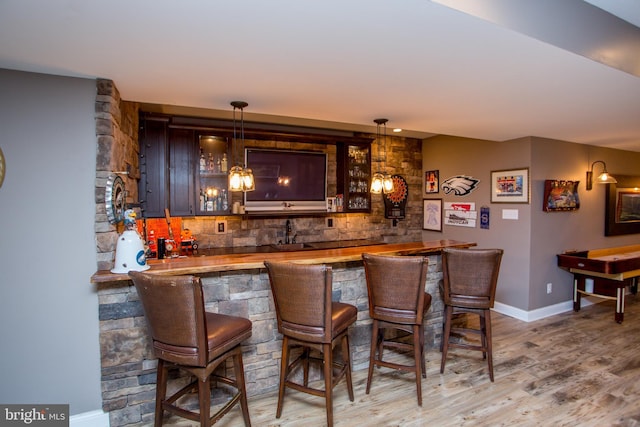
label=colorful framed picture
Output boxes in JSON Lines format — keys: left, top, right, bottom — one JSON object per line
{"left": 490, "top": 168, "right": 529, "bottom": 203}
{"left": 423, "top": 198, "right": 443, "bottom": 231}
{"left": 543, "top": 180, "right": 580, "bottom": 212}
{"left": 425, "top": 170, "right": 439, "bottom": 194}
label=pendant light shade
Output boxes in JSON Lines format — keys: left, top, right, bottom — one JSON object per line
{"left": 229, "top": 165, "right": 243, "bottom": 191}
{"left": 371, "top": 118, "right": 394, "bottom": 194}
{"left": 383, "top": 174, "right": 394, "bottom": 193}
{"left": 229, "top": 101, "right": 255, "bottom": 192}
{"left": 371, "top": 172, "right": 384, "bottom": 194}
{"left": 241, "top": 168, "right": 255, "bottom": 192}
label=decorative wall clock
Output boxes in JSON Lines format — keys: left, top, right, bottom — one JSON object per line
{"left": 105, "top": 175, "right": 126, "bottom": 224}
{"left": 383, "top": 174, "right": 408, "bottom": 219}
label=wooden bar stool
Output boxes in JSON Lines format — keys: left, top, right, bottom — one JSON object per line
{"left": 264, "top": 261, "right": 357, "bottom": 427}
{"left": 440, "top": 247, "right": 503, "bottom": 381}
{"left": 129, "top": 271, "right": 252, "bottom": 426}
{"left": 362, "top": 253, "right": 432, "bottom": 406}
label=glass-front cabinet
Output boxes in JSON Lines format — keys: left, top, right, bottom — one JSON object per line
{"left": 197, "top": 135, "right": 231, "bottom": 215}
{"left": 337, "top": 142, "right": 371, "bottom": 213}
{"left": 138, "top": 115, "right": 232, "bottom": 217}
{"left": 140, "top": 113, "right": 376, "bottom": 218}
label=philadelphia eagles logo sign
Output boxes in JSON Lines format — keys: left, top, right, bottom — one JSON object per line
{"left": 441, "top": 175, "right": 480, "bottom": 196}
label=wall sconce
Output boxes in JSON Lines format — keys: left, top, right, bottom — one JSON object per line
{"left": 586, "top": 160, "right": 617, "bottom": 190}
{"left": 229, "top": 101, "right": 255, "bottom": 192}
{"left": 370, "top": 118, "right": 394, "bottom": 194}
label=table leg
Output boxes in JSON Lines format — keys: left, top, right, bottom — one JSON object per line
{"left": 615, "top": 287, "right": 625, "bottom": 324}
{"left": 573, "top": 276, "right": 581, "bottom": 312}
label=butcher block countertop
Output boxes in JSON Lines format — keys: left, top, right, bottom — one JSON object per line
{"left": 91, "top": 239, "right": 475, "bottom": 284}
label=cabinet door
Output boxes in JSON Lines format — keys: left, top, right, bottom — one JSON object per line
{"left": 168, "top": 128, "right": 196, "bottom": 216}
{"left": 337, "top": 142, "right": 371, "bottom": 212}
{"left": 196, "top": 134, "right": 231, "bottom": 215}
{"left": 139, "top": 119, "right": 167, "bottom": 218}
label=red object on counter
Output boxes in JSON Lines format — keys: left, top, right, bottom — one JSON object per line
{"left": 136, "top": 217, "right": 197, "bottom": 257}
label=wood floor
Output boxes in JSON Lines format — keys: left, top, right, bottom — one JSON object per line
{"left": 167, "top": 296, "right": 640, "bottom": 427}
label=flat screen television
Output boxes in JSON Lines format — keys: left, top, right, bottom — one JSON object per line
{"left": 244, "top": 148, "right": 328, "bottom": 212}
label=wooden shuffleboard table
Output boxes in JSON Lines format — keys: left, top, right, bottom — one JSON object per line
{"left": 557, "top": 244, "right": 640, "bottom": 323}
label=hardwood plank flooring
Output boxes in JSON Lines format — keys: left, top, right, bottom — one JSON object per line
{"left": 165, "top": 296, "right": 640, "bottom": 426}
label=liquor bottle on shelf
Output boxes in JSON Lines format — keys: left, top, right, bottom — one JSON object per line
{"left": 205, "top": 187, "right": 214, "bottom": 211}
{"left": 199, "top": 149, "right": 206, "bottom": 172}
{"left": 221, "top": 153, "right": 228, "bottom": 172}
{"left": 221, "top": 189, "right": 228, "bottom": 210}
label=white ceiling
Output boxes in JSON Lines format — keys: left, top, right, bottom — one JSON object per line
{"left": 1, "top": 0, "right": 639, "bottom": 151}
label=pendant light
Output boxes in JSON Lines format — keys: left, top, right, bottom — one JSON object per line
{"left": 229, "top": 101, "right": 255, "bottom": 192}
{"left": 371, "top": 118, "right": 394, "bottom": 194}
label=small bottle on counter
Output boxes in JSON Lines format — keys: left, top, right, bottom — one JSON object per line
{"left": 157, "top": 237, "right": 166, "bottom": 259}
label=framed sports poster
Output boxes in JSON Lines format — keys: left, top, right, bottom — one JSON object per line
{"left": 425, "top": 170, "right": 439, "bottom": 194}
{"left": 423, "top": 199, "right": 442, "bottom": 231}
{"left": 491, "top": 168, "right": 529, "bottom": 203}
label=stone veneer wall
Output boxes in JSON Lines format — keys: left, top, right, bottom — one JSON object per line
{"left": 94, "top": 79, "right": 141, "bottom": 271}
{"left": 93, "top": 80, "right": 429, "bottom": 425}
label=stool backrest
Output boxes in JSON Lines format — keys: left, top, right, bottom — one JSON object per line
{"left": 362, "top": 253, "right": 429, "bottom": 324}
{"left": 264, "top": 261, "right": 332, "bottom": 343}
{"left": 441, "top": 248, "right": 503, "bottom": 309}
{"left": 129, "top": 271, "right": 207, "bottom": 366}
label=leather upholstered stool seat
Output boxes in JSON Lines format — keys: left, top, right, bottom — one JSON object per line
{"left": 362, "top": 253, "right": 432, "bottom": 406}
{"left": 440, "top": 247, "right": 503, "bottom": 382}
{"left": 129, "top": 271, "right": 252, "bottom": 426}
{"left": 264, "top": 261, "right": 357, "bottom": 427}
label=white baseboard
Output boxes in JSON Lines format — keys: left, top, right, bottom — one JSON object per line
{"left": 493, "top": 298, "right": 597, "bottom": 322}
{"left": 70, "top": 410, "right": 109, "bottom": 427}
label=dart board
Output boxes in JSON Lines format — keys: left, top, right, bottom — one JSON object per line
{"left": 384, "top": 175, "right": 408, "bottom": 219}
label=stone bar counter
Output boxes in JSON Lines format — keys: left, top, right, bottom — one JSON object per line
{"left": 92, "top": 239, "right": 474, "bottom": 426}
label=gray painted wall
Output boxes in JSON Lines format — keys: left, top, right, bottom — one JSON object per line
{"left": 0, "top": 69, "right": 102, "bottom": 415}
{"left": 423, "top": 135, "right": 640, "bottom": 311}
{"left": 422, "top": 136, "right": 532, "bottom": 309}
{"left": 529, "top": 137, "right": 640, "bottom": 309}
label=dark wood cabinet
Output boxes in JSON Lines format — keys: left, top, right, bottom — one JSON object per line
{"left": 337, "top": 142, "right": 372, "bottom": 213}
{"left": 139, "top": 118, "right": 168, "bottom": 218}
{"left": 139, "top": 117, "right": 231, "bottom": 218}
{"left": 140, "top": 113, "right": 374, "bottom": 217}
{"left": 168, "top": 128, "right": 196, "bottom": 216}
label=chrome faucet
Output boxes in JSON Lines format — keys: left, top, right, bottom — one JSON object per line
{"left": 285, "top": 219, "right": 292, "bottom": 244}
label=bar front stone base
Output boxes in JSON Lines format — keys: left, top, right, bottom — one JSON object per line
{"left": 98, "top": 255, "right": 444, "bottom": 426}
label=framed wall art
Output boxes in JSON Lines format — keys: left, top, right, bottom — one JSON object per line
{"left": 423, "top": 198, "right": 443, "bottom": 231}
{"left": 605, "top": 175, "right": 640, "bottom": 236}
{"left": 490, "top": 168, "right": 529, "bottom": 203}
{"left": 425, "top": 170, "right": 439, "bottom": 194}
{"left": 543, "top": 180, "right": 580, "bottom": 212}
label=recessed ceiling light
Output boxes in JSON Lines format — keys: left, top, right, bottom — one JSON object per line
{"left": 393, "top": 128, "right": 402, "bottom": 133}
